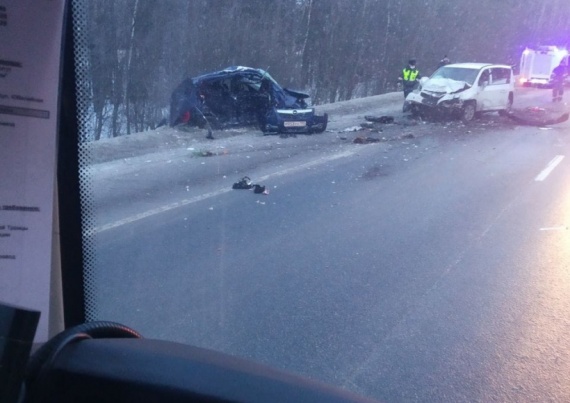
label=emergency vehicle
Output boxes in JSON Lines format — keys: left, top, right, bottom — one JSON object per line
{"left": 519, "top": 46, "right": 568, "bottom": 87}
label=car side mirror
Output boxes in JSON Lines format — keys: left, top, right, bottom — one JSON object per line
{"left": 419, "top": 77, "right": 429, "bottom": 85}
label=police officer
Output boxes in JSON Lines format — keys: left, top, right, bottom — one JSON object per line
{"left": 399, "top": 59, "right": 421, "bottom": 112}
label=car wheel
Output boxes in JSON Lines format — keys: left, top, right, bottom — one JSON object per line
{"left": 308, "top": 113, "right": 328, "bottom": 134}
{"left": 498, "top": 93, "right": 514, "bottom": 117}
{"left": 259, "top": 120, "right": 268, "bottom": 133}
{"left": 260, "top": 124, "right": 277, "bottom": 135}
{"left": 410, "top": 104, "right": 421, "bottom": 118}
{"left": 461, "top": 102, "right": 476, "bottom": 123}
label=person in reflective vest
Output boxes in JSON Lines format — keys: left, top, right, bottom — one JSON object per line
{"left": 399, "top": 59, "right": 421, "bottom": 98}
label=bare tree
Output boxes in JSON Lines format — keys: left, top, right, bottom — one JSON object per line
{"left": 83, "top": 0, "right": 570, "bottom": 140}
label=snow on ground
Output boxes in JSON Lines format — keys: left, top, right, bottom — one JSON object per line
{"left": 83, "top": 87, "right": 567, "bottom": 167}
{"left": 83, "top": 92, "right": 403, "bottom": 165}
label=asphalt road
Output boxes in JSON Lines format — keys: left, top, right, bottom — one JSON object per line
{"left": 88, "top": 88, "right": 570, "bottom": 402}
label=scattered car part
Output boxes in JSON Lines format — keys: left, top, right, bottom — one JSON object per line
{"left": 232, "top": 177, "right": 253, "bottom": 190}
{"left": 232, "top": 177, "right": 269, "bottom": 194}
{"left": 364, "top": 115, "right": 394, "bottom": 123}
{"left": 505, "top": 107, "right": 569, "bottom": 126}
{"left": 353, "top": 136, "right": 380, "bottom": 144}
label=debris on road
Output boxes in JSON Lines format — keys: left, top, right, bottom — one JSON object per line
{"left": 343, "top": 126, "right": 364, "bottom": 132}
{"left": 506, "top": 107, "right": 569, "bottom": 126}
{"left": 232, "top": 176, "right": 253, "bottom": 189}
{"left": 364, "top": 115, "right": 395, "bottom": 124}
{"left": 253, "top": 184, "right": 267, "bottom": 194}
{"left": 359, "top": 122, "right": 377, "bottom": 130}
{"left": 353, "top": 136, "right": 381, "bottom": 144}
{"left": 193, "top": 150, "right": 215, "bottom": 157}
{"left": 232, "top": 176, "right": 269, "bottom": 194}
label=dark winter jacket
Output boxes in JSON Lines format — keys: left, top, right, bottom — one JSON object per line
{"left": 551, "top": 64, "right": 567, "bottom": 84}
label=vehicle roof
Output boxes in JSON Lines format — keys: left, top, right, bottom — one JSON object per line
{"left": 526, "top": 45, "right": 567, "bottom": 52}
{"left": 193, "top": 66, "right": 267, "bottom": 83}
{"left": 443, "top": 63, "right": 511, "bottom": 70}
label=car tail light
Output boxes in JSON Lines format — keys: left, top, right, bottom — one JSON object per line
{"left": 182, "top": 110, "right": 191, "bottom": 123}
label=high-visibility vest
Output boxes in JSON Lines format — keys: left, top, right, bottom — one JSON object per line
{"left": 402, "top": 68, "right": 419, "bottom": 82}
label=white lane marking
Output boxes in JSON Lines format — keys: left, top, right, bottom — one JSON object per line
{"left": 539, "top": 226, "right": 567, "bottom": 231}
{"left": 535, "top": 155, "right": 565, "bottom": 181}
{"left": 91, "top": 149, "right": 358, "bottom": 234}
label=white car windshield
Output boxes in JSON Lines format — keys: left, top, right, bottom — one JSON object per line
{"left": 431, "top": 66, "right": 480, "bottom": 85}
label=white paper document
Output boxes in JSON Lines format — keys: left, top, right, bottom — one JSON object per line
{"left": 0, "top": 0, "right": 66, "bottom": 342}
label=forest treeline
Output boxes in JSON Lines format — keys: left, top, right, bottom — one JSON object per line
{"left": 77, "top": 0, "right": 570, "bottom": 140}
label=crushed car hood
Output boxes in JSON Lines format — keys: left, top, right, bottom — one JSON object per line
{"left": 423, "top": 77, "right": 470, "bottom": 94}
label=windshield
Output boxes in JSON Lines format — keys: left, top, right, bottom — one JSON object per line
{"left": 431, "top": 66, "right": 480, "bottom": 85}
{"left": 71, "top": 1, "right": 570, "bottom": 402}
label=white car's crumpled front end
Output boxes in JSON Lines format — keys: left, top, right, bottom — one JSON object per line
{"left": 406, "top": 77, "right": 471, "bottom": 110}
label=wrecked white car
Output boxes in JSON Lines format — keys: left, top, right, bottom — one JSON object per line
{"left": 405, "top": 63, "right": 514, "bottom": 122}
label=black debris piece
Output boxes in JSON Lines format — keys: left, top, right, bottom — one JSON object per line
{"left": 253, "top": 184, "right": 266, "bottom": 194}
{"left": 365, "top": 115, "right": 395, "bottom": 124}
{"left": 232, "top": 177, "right": 269, "bottom": 195}
{"left": 353, "top": 136, "right": 381, "bottom": 144}
{"left": 232, "top": 176, "right": 253, "bottom": 189}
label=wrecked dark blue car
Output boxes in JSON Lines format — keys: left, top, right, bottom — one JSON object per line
{"left": 170, "top": 66, "right": 328, "bottom": 135}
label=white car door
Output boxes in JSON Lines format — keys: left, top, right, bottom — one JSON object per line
{"left": 483, "top": 67, "right": 511, "bottom": 111}
{"left": 489, "top": 67, "right": 513, "bottom": 110}
{"left": 475, "top": 68, "right": 496, "bottom": 111}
